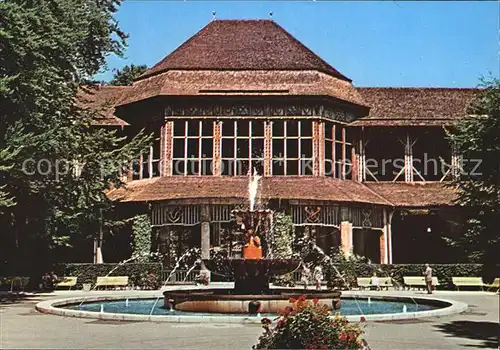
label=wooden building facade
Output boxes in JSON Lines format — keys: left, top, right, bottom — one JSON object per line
{"left": 90, "top": 20, "right": 477, "bottom": 265}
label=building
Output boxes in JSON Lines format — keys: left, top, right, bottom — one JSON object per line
{"left": 88, "top": 20, "right": 478, "bottom": 265}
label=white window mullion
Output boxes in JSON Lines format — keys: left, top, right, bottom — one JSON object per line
{"left": 284, "top": 121, "right": 287, "bottom": 175}
{"left": 233, "top": 121, "right": 237, "bottom": 175}
{"left": 184, "top": 120, "right": 188, "bottom": 176}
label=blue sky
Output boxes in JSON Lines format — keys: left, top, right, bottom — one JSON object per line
{"left": 96, "top": 1, "right": 499, "bottom": 87}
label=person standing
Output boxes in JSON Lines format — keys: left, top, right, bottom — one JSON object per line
{"left": 424, "top": 263, "right": 433, "bottom": 294}
{"left": 314, "top": 265, "right": 323, "bottom": 290}
{"left": 301, "top": 264, "right": 311, "bottom": 290}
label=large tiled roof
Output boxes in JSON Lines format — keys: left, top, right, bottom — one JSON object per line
{"left": 78, "top": 85, "right": 130, "bottom": 126}
{"left": 138, "top": 20, "right": 350, "bottom": 82}
{"left": 116, "top": 70, "right": 366, "bottom": 107}
{"left": 107, "top": 177, "right": 458, "bottom": 207}
{"left": 353, "top": 88, "right": 479, "bottom": 126}
{"left": 106, "top": 177, "right": 393, "bottom": 206}
{"left": 364, "top": 182, "right": 458, "bottom": 207}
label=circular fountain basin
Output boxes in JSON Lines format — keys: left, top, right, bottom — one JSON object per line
{"left": 36, "top": 292, "right": 468, "bottom": 323}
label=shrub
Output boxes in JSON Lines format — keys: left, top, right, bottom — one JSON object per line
{"left": 55, "top": 262, "right": 162, "bottom": 289}
{"left": 131, "top": 214, "right": 152, "bottom": 262}
{"left": 325, "top": 263, "right": 500, "bottom": 289}
{"left": 254, "top": 296, "right": 366, "bottom": 350}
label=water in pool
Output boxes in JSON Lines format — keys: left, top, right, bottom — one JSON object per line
{"left": 65, "top": 298, "right": 436, "bottom": 316}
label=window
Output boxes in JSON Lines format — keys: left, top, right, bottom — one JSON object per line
{"left": 221, "top": 120, "right": 265, "bottom": 176}
{"left": 172, "top": 120, "right": 214, "bottom": 175}
{"left": 132, "top": 128, "right": 161, "bottom": 180}
{"left": 271, "top": 120, "right": 313, "bottom": 175}
{"left": 324, "top": 122, "right": 352, "bottom": 179}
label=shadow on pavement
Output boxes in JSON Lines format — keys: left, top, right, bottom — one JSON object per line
{"left": 0, "top": 292, "right": 45, "bottom": 306}
{"left": 434, "top": 320, "right": 499, "bottom": 349}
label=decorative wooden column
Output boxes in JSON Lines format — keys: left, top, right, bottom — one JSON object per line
{"left": 264, "top": 121, "right": 272, "bottom": 176}
{"left": 387, "top": 209, "right": 394, "bottom": 264}
{"left": 354, "top": 131, "right": 365, "bottom": 182}
{"left": 404, "top": 132, "right": 414, "bottom": 183}
{"left": 340, "top": 221, "right": 353, "bottom": 255}
{"left": 213, "top": 121, "right": 221, "bottom": 176}
{"left": 160, "top": 121, "right": 173, "bottom": 176}
{"left": 380, "top": 208, "right": 391, "bottom": 264}
{"left": 200, "top": 205, "right": 211, "bottom": 281}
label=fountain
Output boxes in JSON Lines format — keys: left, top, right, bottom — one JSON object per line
{"left": 163, "top": 169, "right": 342, "bottom": 314}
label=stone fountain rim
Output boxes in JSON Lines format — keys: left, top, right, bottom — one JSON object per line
{"left": 36, "top": 292, "right": 468, "bottom": 324}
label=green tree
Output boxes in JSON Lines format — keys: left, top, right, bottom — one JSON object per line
{"left": 0, "top": 0, "right": 150, "bottom": 273}
{"left": 447, "top": 77, "right": 500, "bottom": 281}
{"left": 109, "top": 64, "right": 148, "bottom": 86}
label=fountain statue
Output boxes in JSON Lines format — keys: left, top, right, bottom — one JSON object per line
{"left": 163, "top": 169, "right": 341, "bottom": 314}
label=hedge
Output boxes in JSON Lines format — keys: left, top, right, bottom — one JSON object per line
{"left": 326, "top": 263, "right": 500, "bottom": 289}
{"left": 55, "top": 263, "right": 163, "bottom": 290}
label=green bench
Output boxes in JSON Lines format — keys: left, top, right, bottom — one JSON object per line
{"left": 95, "top": 276, "right": 129, "bottom": 290}
{"left": 452, "top": 277, "right": 485, "bottom": 291}
{"left": 403, "top": 276, "right": 440, "bottom": 290}
{"left": 55, "top": 277, "right": 78, "bottom": 290}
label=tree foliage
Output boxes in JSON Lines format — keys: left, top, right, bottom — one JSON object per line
{"left": 447, "top": 77, "right": 500, "bottom": 280}
{"left": 109, "top": 64, "right": 148, "bottom": 86}
{"left": 0, "top": 0, "right": 150, "bottom": 271}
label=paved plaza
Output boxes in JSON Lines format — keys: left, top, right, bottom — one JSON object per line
{"left": 1, "top": 289, "right": 498, "bottom": 349}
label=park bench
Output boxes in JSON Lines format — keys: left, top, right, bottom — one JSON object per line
{"left": 55, "top": 277, "right": 78, "bottom": 290}
{"left": 356, "top": 277, "right": 393, "bottom": 290}
{"left": 356, "top": 277, "right": 371, "bottom": 290}
{"left": 451, "top": 277, "right": 485, "bottom": 291}
{"left": 95, "top": 276, "right": 129, "bottom": 290}
{"left": 403, "top": 276, "right": 440, "bottom": 290}
{"left": 484, "top": 278, "right": 500, "bottom": 292}
{"left": 3, "top": 276, "right": 30, "bottom": 292}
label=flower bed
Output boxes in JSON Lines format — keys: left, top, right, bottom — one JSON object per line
{"left": 254, "top": 296, "right": 368, "bottom": 349}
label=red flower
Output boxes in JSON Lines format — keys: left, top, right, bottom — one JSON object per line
{"left": 360, "top": 316, "right": 366, "bottom": 322}
{"left": 349, "top": 333, "right": 355, "bottom": 341}
{"left": 289, "top": 297, "right": 297, "bottom": 303}
{"left": 321, "top": 345, "right": 328, "bottom": 350}
{"left": 339, "top": 332, "right": 347, "bottom": 342}
{"left": 283, "top": 306, "right": 294, "bottom": 315}
{"left": 313, "top": 298, "right": 319, "bottom": 305}
{"left": 298, "top": 295, "right": 306, "bottom": 302}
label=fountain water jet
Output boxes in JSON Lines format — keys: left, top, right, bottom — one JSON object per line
{"left": 163, "top": 168, "right": 342, "bottom": 314}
